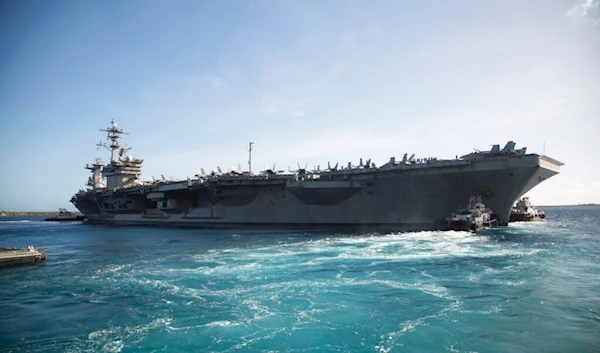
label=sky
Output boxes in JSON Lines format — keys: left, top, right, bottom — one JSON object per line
{"left": 0, "top": 0, "right": 599, "bottom": 211}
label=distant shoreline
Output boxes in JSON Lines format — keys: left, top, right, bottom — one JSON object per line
{"left": 0, "top": 211, "right": 82, "bottom": 217}
{"left": 1, "top": 205, "right": 598, "bottom": 218}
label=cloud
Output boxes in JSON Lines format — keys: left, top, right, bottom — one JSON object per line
{"left": 258, "top": 93, "right": 284, "bottom": 115}
{"left": 253, "top": 22, "right": 388, "bottom": 120}
{"left": 364, "top": 22, "right": 385, "bottom": 35}
{"left": 254, "top": 59, "right": 324, "bottom": 118}
{"left": 257, "top": 93, "right": 309, "bottom": 118}
{"left": 210, "top": 78, "right": 226, "bottom": 90}
{"left": 289, "top": 109, "right": 306, "bottom": 118}
{"left": 567, "top": 0, "right": 600, "bottom": 24}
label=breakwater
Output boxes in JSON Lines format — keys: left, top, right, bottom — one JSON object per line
{"left": 0, "top": 211, "right": 82, "bottom": 217}
{"left": 0, "top": 247, "right": 47, "bottom": 267}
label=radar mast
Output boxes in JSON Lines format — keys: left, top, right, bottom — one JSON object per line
{"left": 94, "top": 120, "right": 143, "bottom": 190}
{"left": 248, "top": 142, "right": 254, "bottom": 175}
{"left": 98, "top": 120, "right": 129, "bottom": 163}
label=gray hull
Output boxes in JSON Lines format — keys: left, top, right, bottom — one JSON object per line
{"left": 72, "top": 154, "right": 561, "bottom": 230}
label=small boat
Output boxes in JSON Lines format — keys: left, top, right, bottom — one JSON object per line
{"left": 446, "top": 196, "right": 498, "bottom": 232}
{"left": 44, "top": 208, "right": 85, "bottom": 222}
{"left": 509, "top": 197, "right": 546, "bottom": 222}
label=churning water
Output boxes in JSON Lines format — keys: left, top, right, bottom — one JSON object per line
{"left": 1, "top": 206, "right": 599, "bottom": 352}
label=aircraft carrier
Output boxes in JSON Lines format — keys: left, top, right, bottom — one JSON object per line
{"left": 71, "top": 120, "right": 564, "bottom": 230}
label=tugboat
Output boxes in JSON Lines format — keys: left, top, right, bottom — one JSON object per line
{"left": 447, "top": 196, "right": 498, "bottom": 232}
{"left": 44, "top": 208, "right": 85, "bottom": 222}
{"left": 509, "top": 197, "right": 546, "bottom": 222}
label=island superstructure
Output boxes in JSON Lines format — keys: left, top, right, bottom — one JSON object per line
{"left": 71, "top": 120, "right": 564, "bottom": 229}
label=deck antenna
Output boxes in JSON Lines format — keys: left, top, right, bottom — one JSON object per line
{"left": 248, "top": 142, "right": 254, "bottom": 174}
{"left": 543, "top": 141, "right": 546, "bottom": 156}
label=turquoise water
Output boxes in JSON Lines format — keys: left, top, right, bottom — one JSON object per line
{"left": 1, "top": 206, "right": 599, "bottom": 352}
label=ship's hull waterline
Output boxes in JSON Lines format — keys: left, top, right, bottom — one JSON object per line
{"left": 73, "top": 153, "right": 561, "bottom": 230}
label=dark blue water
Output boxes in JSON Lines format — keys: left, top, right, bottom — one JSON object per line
{"left": 1, "top": 206, "right": 599, "bottom": 352}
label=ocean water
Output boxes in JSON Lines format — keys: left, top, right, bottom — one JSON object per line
{"left": 0, "top": 206, "right": 599, "bottom": 353}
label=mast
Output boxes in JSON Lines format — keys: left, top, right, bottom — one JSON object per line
{"left": 248, "top": 142, "right": 254, "bottom": 175}
{"left": 543, "top": 141, "right": 546, "bottom": 156}
{"left": 98, "top": 120, "right": 128, "bottom": 163}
